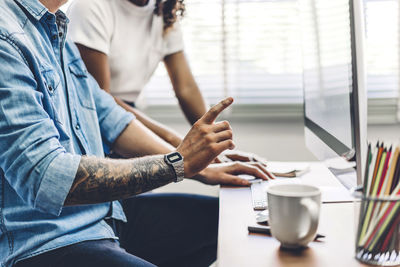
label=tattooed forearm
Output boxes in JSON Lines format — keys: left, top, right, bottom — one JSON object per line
{"left": 64, "top": 155, "right": 176, "bottom": 206}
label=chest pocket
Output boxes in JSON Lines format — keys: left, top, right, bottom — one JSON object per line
{"left": 68, "top": 59, "right": 96, "bottom": 110}
{"left": 42, "top": 68, "right": 61, "bottom": 95}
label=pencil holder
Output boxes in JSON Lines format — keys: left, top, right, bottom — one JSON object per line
{"left": 354, "top": 187, "right": 400, "bottom": 266}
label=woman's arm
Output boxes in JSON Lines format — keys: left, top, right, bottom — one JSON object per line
{"left": 76, "top": 44, "right": 183, "bottom": 147}
{"left": 164, "top": 51, "right": 208, "bottom": 125}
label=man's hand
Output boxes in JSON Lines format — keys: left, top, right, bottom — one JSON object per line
{"left": 193, "top": 162, "right": 271, "bottom": 186}
{"left": 177, "top": 97, "right": 235, "bottom": 177}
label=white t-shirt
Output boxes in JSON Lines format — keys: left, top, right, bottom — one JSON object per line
{"left": 67, "top": 0, "right": 184, "bottom": 102}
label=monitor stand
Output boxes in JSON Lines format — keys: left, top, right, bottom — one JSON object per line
{"left": 329, "top": 168, "right": 358, "bottom": 190}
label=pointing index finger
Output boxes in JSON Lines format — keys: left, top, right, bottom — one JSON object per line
{"left": 201, "top": 97, "right": 233, "bottom": 124}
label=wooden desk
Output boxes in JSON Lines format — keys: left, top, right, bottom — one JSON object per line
{"left": 218, "top": 187, "right": 369, "bottom": 267}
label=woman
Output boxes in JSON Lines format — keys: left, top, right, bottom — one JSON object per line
{"left": 67, "top": 0, "right": 267, "bottom": 164}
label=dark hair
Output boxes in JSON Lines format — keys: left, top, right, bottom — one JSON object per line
{"left": 154, "top": 0, "right": 185, "bottom": 31}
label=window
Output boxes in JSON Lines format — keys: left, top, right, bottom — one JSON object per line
{"left": 364, "top": 0, "right": 399, "bottom": 122}
{"left": 144, "top": 0, "right": 303, "bottom": 106}
{"left": 143, "top": 0, "right": 400, "bottom": 122}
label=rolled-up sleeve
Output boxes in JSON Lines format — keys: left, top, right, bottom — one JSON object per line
{"left": 34, "top": 153, "right": 81, "bottom": 215}
{"left": 88, "top": 75, "right": 135, "bottom": 146}
{"left": 0, "top": 37, "right": 80, "bottom": 216}
{"left": 164, "top": 22, "right": 184, "bottom": 57}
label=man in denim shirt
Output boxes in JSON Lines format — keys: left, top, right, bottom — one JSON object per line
{"left": 0, "top": 0, "right": 270, "bottom": 266}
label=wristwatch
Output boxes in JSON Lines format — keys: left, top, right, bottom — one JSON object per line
{"left": 164, "top": 151, "right": 184, "bottom": 183}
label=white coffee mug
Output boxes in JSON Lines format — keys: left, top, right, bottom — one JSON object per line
{"left": 267, "top": 184, "right": 321, "bottom": 249}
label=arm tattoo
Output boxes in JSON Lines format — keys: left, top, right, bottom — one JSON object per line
{"left": 64, "top": 155, "right": 175, "bottom": 206}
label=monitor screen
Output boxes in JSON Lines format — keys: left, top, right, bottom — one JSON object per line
{"left": 301, "top": 0, "right": 354, "bottom": 153}
{"left": 300, "top": 0, "right": 367, "bottom": 187}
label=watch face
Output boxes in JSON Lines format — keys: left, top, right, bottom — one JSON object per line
{"left": 167, "top": 152, "right": 183, "bottom": 163}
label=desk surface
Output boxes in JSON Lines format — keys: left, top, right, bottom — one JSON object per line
{"left": 218, "top": 186, "right": 369, "bottom": 267}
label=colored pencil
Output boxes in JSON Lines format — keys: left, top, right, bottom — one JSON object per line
{"left": 368, "top": 147, "right": 392, "bottom": 236}
{"left": 371, "top": 148, "right": 387, "bottom": 196}
{"left": 384, "top": 146, "right": 400, "bottom": 195}
{"left": 390, "top": 154, "right": 400, "bottom": 193}
{"left": 380, "top": 212, "right": 400, "bottom": 252}
{"left": 361, "top": 148, "right": 387, "bottom": 239}
{"left": 359, "top": 145, "right": 379, "bottom": 243}
{"left": 370, "top": 143, "right": 384, "bottom": 192}
{"left": 366, "top": 144, "right": 379, "bottom": 196}
{"left": 363, "top": 143, "right": 372, "bottom": 194}
{"left": 377, "top": 146, "right": 392, "bottom": 195}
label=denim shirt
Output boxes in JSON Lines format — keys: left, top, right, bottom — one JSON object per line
{"left": 0, "top": 1, "right": 134, "bottom": 266}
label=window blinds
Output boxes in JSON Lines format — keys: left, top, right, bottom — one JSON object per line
{"left": 143, "top": 0, "right": 303, "bottom": 106}
{"left": 364, "top": 0, "right": 398, "bottom": 99}
{"left": 364, "top": 0, "right": 399, "bottom": 122}
{"left": 143, "top": 0, "right": 400, "bottom": 122}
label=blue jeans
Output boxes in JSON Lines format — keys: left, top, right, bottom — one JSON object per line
{"left": 15, "top": 193, "right": 219, "bottom": 267}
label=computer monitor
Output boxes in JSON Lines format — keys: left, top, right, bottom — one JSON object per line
{"left": 300, "top": 0, "right": 367, "bottom": 188}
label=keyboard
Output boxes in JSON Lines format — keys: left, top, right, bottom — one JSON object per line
{"left": 250, "top": 180, "right": 268, "bottom": 210}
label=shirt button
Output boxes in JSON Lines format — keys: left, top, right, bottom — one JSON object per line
{"left": 59, "top": 32, "right": 63, "bottom": 38}
{"left": 48, "top": 85, "right": 53, "bottom": 92}
{"left": 75, "top": 124, "right": 80, "bottom": 130}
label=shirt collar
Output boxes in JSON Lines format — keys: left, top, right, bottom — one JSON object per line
{"left": 55, "top": 10, "right": 69, "bottom": 24}
{"left": 14, "top": 0, "right": 49, "bottom": 21}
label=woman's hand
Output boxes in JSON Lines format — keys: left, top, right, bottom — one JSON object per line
{"left": 216, "top": 150, "right": 268, "bottom": 166}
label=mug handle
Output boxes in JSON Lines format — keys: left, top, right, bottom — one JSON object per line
{"left": 298, "top": 198, "right": 319, "bottom": 243}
